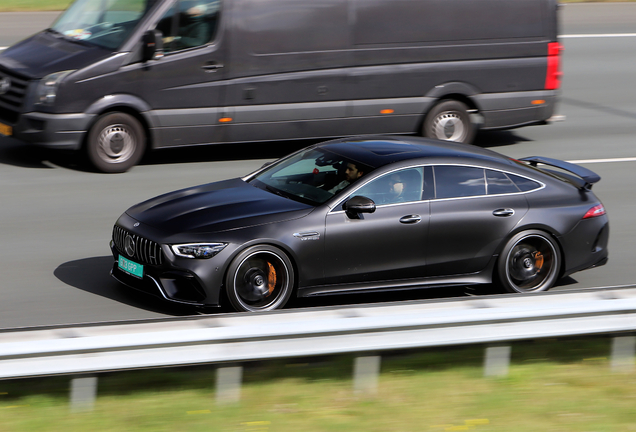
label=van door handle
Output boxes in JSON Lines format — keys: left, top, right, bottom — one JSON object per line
{"left": 399, "top": 215, "right": 421, "bottom": 224}
{"left": 202, "top": 62, "right": 224, "bottom": 72}
{"left": 493, "top": 208, "right": 515, "bottom": 217}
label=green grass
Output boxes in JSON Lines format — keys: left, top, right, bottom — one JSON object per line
{"left": 0, "top": 0, "right": 71, "bottom": 12}
{"left": 1, "top": 337, "right": 635, "bottom": 431}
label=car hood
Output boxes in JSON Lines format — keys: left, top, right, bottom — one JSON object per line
{"left": 0, "top": 32, "right": 112, "bottom": 79}
{"left": 125, "top": 178, "right": 314, "bottom": 235}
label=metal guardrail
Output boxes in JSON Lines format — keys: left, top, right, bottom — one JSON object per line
{"left": 1, "top": 286, "right": 636, "bottom": 380}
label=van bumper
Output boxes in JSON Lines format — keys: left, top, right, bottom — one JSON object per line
{"left": 474, "top": 90, "right": 558, "bottom": 130}
{"left": 11, "top": 111, "right": 94, "bottom": 150}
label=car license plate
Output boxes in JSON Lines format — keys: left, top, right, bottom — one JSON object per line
{"left": 118, "top": 255, "right": 144, "bottom": 279}
{"left": 0, "top": 122, "right": 11, "bottom": 137}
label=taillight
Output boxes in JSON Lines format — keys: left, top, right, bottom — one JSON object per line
{"left": 545, "top": 42, "right": 563, "bottom": 90}
{"left": 583, "top": 204, "right": 606, "bottom": 219}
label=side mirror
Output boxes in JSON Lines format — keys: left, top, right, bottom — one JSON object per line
{"left": 143, "top": 29, "right": 164, "bottom": 62}
{"left": 342, "top": 195, "right": 376, "bottom": 219}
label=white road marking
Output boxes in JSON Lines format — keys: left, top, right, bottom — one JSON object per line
{"left": 567, "top": 157, "right": 636, "bottom": 164}
{"left": 562, "top": 33, "right": 636, "bottom": 38}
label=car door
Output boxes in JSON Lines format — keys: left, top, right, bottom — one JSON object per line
{"left": 426, "top": 165, "right": 529, "bottom": 276}
{"left": 141, "top": 0, "right": 226, "bottom": 148}
{"left": 323, "top": 167, "right": 431, "bottom": 286}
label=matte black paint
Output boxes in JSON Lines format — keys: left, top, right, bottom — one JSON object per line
{"left": 110, "top": 137, "right": 609, "bottom": 309}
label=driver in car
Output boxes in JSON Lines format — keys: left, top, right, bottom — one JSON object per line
{"left": 328, "top": 162, "right": 365, "bottom": 194}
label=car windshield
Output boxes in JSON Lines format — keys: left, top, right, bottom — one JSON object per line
{"left": 50, "top": 0, "right": 159, "bottom": 50}
{"left": 249, "top": 148, "right": 375, "bottom": 206}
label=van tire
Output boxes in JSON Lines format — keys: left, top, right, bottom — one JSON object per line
{"left": 86, "top": 112, "right": 145, "bottom": 173}
{"left": 423, "top": 100, "right": 475, "bottom": 144}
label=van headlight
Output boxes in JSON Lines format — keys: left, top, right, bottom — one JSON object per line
{"left": 171, "top": 243, "right": 227, "bottom": 259}
{"left": 36, "top": 70, "right": 75, "bottom": 106}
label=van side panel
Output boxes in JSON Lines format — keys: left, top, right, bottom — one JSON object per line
{"left": 224, "top": 0, "right": 557, "bottom": 142}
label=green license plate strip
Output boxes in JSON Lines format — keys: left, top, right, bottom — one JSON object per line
{"left": 118, "top": 255, "right": 144, "bottom": 278}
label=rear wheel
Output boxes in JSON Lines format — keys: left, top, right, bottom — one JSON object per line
{"left": 225, "top": 245, "right": 295, "bottom": 312}
{"left": 496, "top": 230, "right": 561, "bottom": 293}
{"left": 423, "top": 100, "right": 476, "bottom": 144}
{"left": 86, "top": 112, "right": 145, "bottom": 173}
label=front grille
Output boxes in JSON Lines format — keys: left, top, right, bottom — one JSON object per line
{"left": 112, "top": 225, "right": 164, "bottom": 266}
{"left": 0, "top": 67, "right": 29, "bottom": 124}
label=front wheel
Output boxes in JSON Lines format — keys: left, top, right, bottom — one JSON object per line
{"left": 86, "top": 112, "right": 146, "bottom": 173}
{"left": 423, "top": 100, "right": 476, "bottom": 144}
{"left": 225, "top": 245, "right": 295, "bottom": 312}
{"left": 496, "top": 230, "right": 561, "bottom": 293}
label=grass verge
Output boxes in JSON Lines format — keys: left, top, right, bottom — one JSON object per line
{"left": 1, "top": 336, "right": 635, "bottom": 431}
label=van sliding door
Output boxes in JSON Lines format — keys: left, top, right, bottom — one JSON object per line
{"left": 224, "top": 0, "right": 352, "bottom": 142}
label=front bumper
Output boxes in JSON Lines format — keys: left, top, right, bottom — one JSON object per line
{"left": 109, "top": 213, "right": 232, "bottom": 307}
{"left": 6, "top": 111, "right": 94, "bottom": 150}
{"left": 110, "top": 241, "right": 213, "bottom": 306}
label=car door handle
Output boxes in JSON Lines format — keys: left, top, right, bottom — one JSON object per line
{"left": 399, "top": 215, "right": 421, "bottom": 224}
{"left": 202, "top": 62, "right": 224, "bottom": 72}
{"left": 493, "top": 208, "right": 515, "bottom": 217}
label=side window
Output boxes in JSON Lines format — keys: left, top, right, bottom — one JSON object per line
{"left": 486, "top": 170, "right": 520, "bottom": 195}
{"left": 434, "top": 166, "right": 486, "bottom": 199}
{"left": 355, "top": 167, "right": 424, "bottom": 205}
{"left": 508, "top": 174, "right": 542, "bottom": 192}
{"left": 159, "top": 0, "right": 220, "bottom": 53}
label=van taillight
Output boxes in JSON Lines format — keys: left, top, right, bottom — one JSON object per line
{"left": 583, "top": 204, "right": 606, "bottom": 219}
{"left": 545, "top": 42, "right": 563, "bottom": 90}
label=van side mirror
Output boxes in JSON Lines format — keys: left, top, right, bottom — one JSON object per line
{"left": 143, "top": 29, "right": 164, "bottom": 62}
{"left": 342, "top": 195, "right": 376, "bottom": 219}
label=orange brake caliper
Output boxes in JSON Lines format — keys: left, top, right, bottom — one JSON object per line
{"left": 533, "top": 252, "right": 544, "bottom": 270}
{"left": 267, "top": 262, "right": 277, "bottom": 295}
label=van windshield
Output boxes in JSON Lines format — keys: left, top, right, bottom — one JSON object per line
{"left": 50, "top": 0, "right": 159, "bottom": 50}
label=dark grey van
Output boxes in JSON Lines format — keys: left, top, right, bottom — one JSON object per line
{"left": 0, "top": 0, "right": 562, "bottom": 172}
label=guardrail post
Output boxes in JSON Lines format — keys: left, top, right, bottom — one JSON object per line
{"left": 69, "top": 375, "right": 97, "bottom": 413}
{"left": 484, "top": 345, "right": 511, "bottom": 377}
{"left": 611, "top": 335, "right": 635, "bottom": 372}
{"left": 353, "top": 355, "right": 381, "bottom": 395}
{"left": 216, "top": 366, "right": 242, "bottom": 404}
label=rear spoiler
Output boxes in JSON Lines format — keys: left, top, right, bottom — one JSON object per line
{"left": 519, "top": 156, "right": 601, "bottom": 190}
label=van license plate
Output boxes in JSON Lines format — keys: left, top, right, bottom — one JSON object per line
{"left": 0, "top": 122, "right": 11, "bottom": 136}
{"left": 118, "top": 255, "right": 144, "bottom": 279}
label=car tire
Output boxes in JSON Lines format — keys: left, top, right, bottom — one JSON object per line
{"left": 496, "top": 230, "right": 561, "bottom": 293}
{"left": 423, "top": 100, "right": 476, "bottom": 144}
{"left": 86, "top": 112, "right": 146, "bottom": 173}
{"left": 225, "top": 245, "right": 295, "bottom": 312}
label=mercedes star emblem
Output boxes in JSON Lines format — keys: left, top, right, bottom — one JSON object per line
{"left": 124, "top": 235, "right": 136, "bottom": 257}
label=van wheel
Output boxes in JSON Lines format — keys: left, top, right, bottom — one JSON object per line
{"left": 225, "top": 245, "right": 295, "bottom": 312}
{"left": 86, "top": 112, "right": 145, "bottom": 173}
{"left": 423, "top": 100, "right": 475, "bottom": 144}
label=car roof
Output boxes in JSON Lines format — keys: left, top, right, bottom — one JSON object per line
{"left": 318, "top": 136, "right": 514, "bottom": 169}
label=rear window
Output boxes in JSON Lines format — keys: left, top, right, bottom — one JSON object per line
{"left": 508, "top": 173, "right": 542, "bottom": 192}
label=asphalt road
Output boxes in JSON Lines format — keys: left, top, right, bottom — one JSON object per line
{"left": 1, "top": 4, "right": 635, "bottom": 328}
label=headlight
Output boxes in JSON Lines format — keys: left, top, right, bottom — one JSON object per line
{"left": 171, "top": 243, "right": 227, "bottom": 259}
{"left": 36, "top": 70, "right": 75, "bottom": 106}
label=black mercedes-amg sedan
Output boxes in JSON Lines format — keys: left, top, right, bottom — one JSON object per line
{"left": 110, "top": 136, "right": 609, "bottom": 312}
